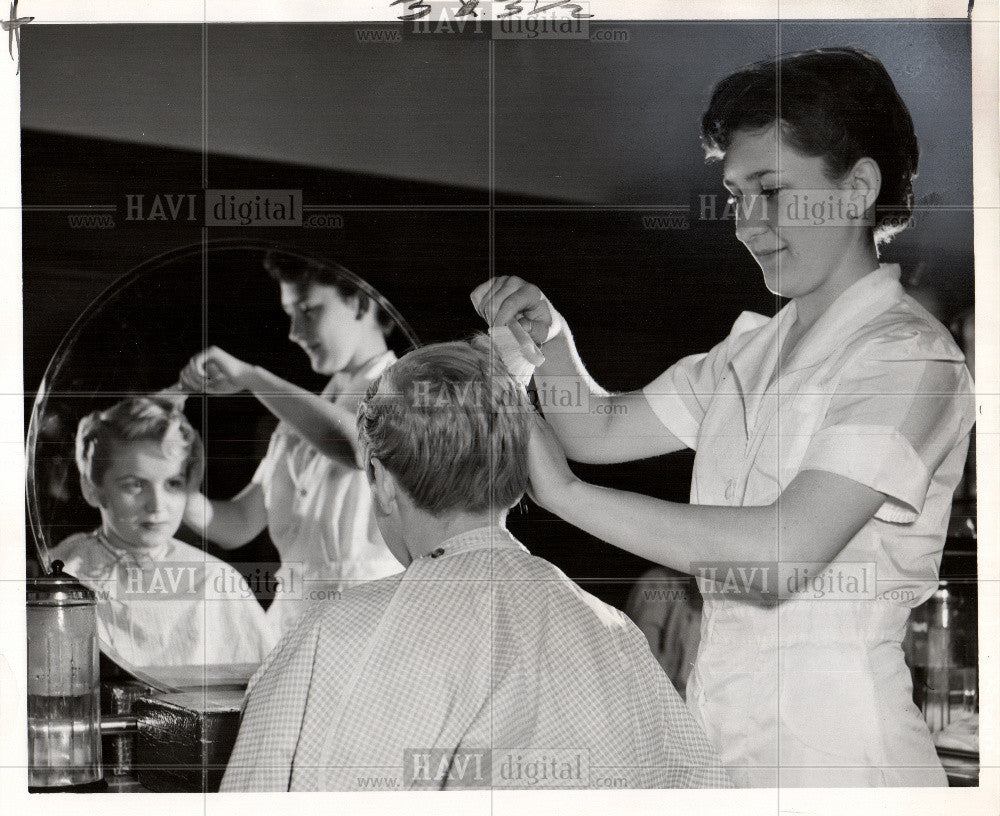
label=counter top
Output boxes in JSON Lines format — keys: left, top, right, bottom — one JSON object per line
{"left": 132, "top": 685, "right": 244, "bottom": 792}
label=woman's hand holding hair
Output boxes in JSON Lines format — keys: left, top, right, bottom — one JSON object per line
{"left": 471, "top": 276, "right": 687, "bottom": 465}
{"left": 180, "top": 346, "right": 254, "bottom": 394}
{"left": 470, "top": 276, "right": 564, "bottom": 347}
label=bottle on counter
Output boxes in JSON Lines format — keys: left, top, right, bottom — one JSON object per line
{"left": 26, "top": 560, "right": 104, "bottom": 791}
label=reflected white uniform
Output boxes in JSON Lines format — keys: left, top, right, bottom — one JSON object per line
{"left": 253, "top": 351, "right": 402, "bottom": 635}
{"left": 643, "top": 264, "right": 975, "bottom": 786}
{"left": 49, "top": 531, "right": 278, "bottom": 671}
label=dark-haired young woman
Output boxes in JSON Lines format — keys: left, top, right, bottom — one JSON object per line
{"left": 473, "top": 48, "right": 974, "bottom": 787}
{"left": 180, "top": 252, "right": 402, "bottom": 635}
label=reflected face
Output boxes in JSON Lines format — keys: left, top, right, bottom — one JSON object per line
{"left": 723, "top": 123, "right": 863, "bottom": 303}
{"left": 279, "top": 281, "right": 370, "bottom": 376}
{"left": 92, "top": 440, "right": 187, "bottom": 551}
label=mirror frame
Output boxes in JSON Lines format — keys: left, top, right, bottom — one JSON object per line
{"left": 25, "top": 238, "right": 421, "bottom": 572}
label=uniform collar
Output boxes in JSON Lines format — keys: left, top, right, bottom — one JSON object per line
{"left": 728, "top": 263, "right": 903, "bottom": 432}
{"left": 784, "top": 263, "right": 904, "bottom": 371}
{"left": 727, "top": 304, "right": 791, "bottom": 434}
{"left": 94, "top": 529, "right": 170, "bottom": 571}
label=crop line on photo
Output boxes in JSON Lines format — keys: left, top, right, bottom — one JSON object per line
{"left": 492, "top": 203, "right": 690, "bottom": 210}
{"left": 20, "top": 205, "right": 117, "bottom": 211}
{"left": 293, "top": 203, "right": 695, "bottom": 211}
{"left": 299, "top": 204, "right": 483, "bottom": 211}
{"left": 32, "top": 202, "right": 989, "bottom": 213}
{"left": 17, "top": 390, "right": 994, "bottom": 405}
{"left": 908, "top": 204, "right": 978, "bottom": 210}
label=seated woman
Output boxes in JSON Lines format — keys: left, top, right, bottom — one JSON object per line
{"left": 220, "top": 337, "right": 730, "bottom": 791}
{"left": 48, "top": 397, "right": 278, "bottom": 672}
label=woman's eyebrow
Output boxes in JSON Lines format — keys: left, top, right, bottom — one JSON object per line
{"left": 723, "top": 168, "right": 776, "bottom": 189}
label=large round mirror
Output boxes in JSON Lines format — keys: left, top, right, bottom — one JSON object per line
{"left": 25, "top": 240, "right": 419, "bottom": 685}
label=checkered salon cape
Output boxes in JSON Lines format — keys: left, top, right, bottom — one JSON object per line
{"left": 220, "top": 527, "right": 731, "bottom": 791}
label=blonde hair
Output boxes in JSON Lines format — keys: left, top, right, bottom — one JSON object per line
{"left": 76, "top": 397, "right": 204, "bottom": 491}
{"left": 358, "top": 335, "right": 531, "bottom": 515}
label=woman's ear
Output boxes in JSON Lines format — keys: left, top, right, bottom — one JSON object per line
{"left": 848, "top": 156, "right": 882, "bottom": 218}
{"left": 352, "top": 293, "right": 372, "bottom": 321}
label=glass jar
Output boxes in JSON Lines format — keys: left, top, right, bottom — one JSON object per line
{"left": 26, "top": 560, "right": 102, "bottom": 789}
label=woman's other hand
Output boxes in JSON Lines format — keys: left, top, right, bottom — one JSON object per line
{"left": 180, "top": 346, "right": 254, "bottom": 394}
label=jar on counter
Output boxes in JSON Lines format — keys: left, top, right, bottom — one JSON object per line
{"left": 904, "top": 581, "right": 978, "bottom": 733}
{"left": 26, "top": 560, "right": 103, "bottom": 790}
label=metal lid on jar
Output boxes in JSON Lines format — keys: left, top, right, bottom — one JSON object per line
{"left": 26, "top": 560, "right": 95, "bottom": 605}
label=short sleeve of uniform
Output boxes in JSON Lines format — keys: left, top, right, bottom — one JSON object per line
{"left": 643, "top": 311, "right": 769, "bottom": 449}
{"left": 799, "top": 333, "right": 974, "bottom": 523}
{"left": 251, "top": 424, "right": 288, "bottom": 488}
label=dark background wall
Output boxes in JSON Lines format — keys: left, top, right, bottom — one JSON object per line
{"left": 21, "top": 21, "right": 974, "bottom": 609}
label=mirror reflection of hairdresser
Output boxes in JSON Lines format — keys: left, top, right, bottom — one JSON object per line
{"left": 473, "top": 48, "right": 976, "bottom": 787}
{"left": 180, "top": 252, "right": 402, "bottom": 636}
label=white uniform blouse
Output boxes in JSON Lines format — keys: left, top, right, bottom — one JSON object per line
{"left": 49, "top": 532, "right": 278, "bottom": 673}
{"left": 253, "top": 351, "right": 402, "bottom": 635}
{"left": 642, "top": 264, "right": 975, "bottom": 786}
